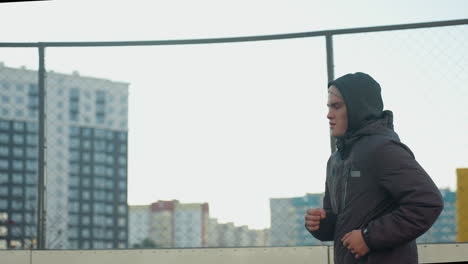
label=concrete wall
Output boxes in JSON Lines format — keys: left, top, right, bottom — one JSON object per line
{"left": 0, "top": 244, "right": 467, "bottom": 264}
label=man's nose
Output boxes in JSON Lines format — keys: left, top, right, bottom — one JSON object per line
{"left": 327, "top": 110, "right": 333, "bottom": 120}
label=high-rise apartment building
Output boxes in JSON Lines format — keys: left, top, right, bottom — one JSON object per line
{"left": 128, "top": 205, "right": 150, "bottom": 247}
{"left": 270, "top": 193, "right": 326, "bottom": 246}
{"left": 418, "top": 188, "right": 456, "bottom": 243}
{"left": 149, "top": 200, "right": 176, "bottom": 248}
{"left": 174, "top": 203, "right": 209, "bottom": 248}
{"left": 0, "top": 63, "right": 129, "bottom": 249}
{"left": 206, "top": 219, "right": 269, "bottom": 247}
{"left": 129, "top": 200, "right": 271, "bottom": 248}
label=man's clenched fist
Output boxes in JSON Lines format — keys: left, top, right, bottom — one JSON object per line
{"left": 305, "top": 208, "right": 326, "bottom": 232}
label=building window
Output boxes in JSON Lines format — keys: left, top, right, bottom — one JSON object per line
{"left": 26, "top": 135, "right": 38, "bottom": 145}
{"left": 26, "top": 148, "right": 37, "bottom": 158}
{"left": 94, "top": 178, "right": 105, "bottom": 188}
{"left": 94, "top": 165, "right": 106, "bottom": 176}
{"left": 82, "top": 178, "right": 90, "bottom": 187}
{"left": 69, "top": 88, "right": 80, "bottom": 105}
{"left": 81, "top": 216, "right": 90, "bottom": 225}
{"left": 106, "top": 131, "right": 114, "bottom": 140}
{"left": 82, "top": 128, "right": 92, "bottom": 137}
{"left": 82, "top": 190, "right": 90, "bottom": 200}
{"left": 82, "top": 140, "right": 91, "bottom": 150}
{"left": 82, "top": 203, "right": 90, "bottom": 213}
{"left": 117, "top": 217, "right": 127, "bottom": 227}
{"left": 94, "top": 140, "right": 106, "bottom": 151}
{"left": 69, "top": 176, "right": 79, "bottom": 187}
{"left": 0, "top": 226, "right": 7, "bottom": 236}
{"left": 106, "top": 193, "right": 113, "bottom": 202}
{"left": 13, "top": 135, "right": 24, "bottom": 144}
{"left": 0, "top": 81, "right": 11, "bottom": 90}
{"left": 26, "top": 160, "right": 37, "bottom": 171}
{"left": 118, "top": 205, "right": 126, "bottom": 214}
{"left": 96, "top": 90, "right": 106, "bottom": 124}
{"left": 25, "top": 187, "right": 36, "bottom": 199}
{"left": 12, "top": 160, "right": 24, "bottom": 171}
{"left": 14, "top": 110, "right": 24, "bottom": 117}
{"left": 68, "top": 189, "right": 79, "bottom": 200}
{"left": 69, "top": 214, "right": 79, "bottom": 224}
{"left": 11, "top": 213, "right": 23, "bottom": 223}
{"left": 69, "top": 228, "right": 78, "bottom": 239}
{"left": 0, "top": 187, "right": 7, "bottom": 195}
{"left": 0, "top": 159, "right": 9, "bottom": 169}
{"left": 94, "top": 153, "right": 106, "bottom": 163}
{"left": 0, "top": 133, "right": 9, "bottom": 143}
{"left": 118, "top": 180, "right": 126, "bottom": 190}
{"left": 12, "top": 187, "right": 23, "bottom": 196}
{"left": 11, "top": 200, "right": 23, "bottom": 210}
{"left": 70, "top": 126, "right": 80, "bottom": 136}
{"left": 105, "top": 205, "right": 113, "bottom": 214}
{"left": 106, "top": 144, "right": 114, "bottom": 152}
{"left": 106, "top": 167, "right": 113, "bottom": 177}
{"left": 26, "top": 122, "right": 37, "bottom": 133}
{"left": 1, "top": 95, "right": 9, "bottom": 103}
{"left": 118, "top": 231, "right": 126, "bottom": 240}
{"left": 94, "top": 190, "right": 106, "bottom": 201}
{"left": 82, "top": 165, "right": 91, "bottom": 175}
{"left": 118, "top": 193, "right": 126, "bottom": 202}
{"left": 13, "top": 122, "right": 24, "bottom": 131}
{"left": 95, "top": 129, "right": 106, "bottom": 139}
{"left": 0, "top": 121, "right": 10, "bottom": 130}
{"left": 25, "top": 173, "right": 36, "bottom": 184}
{"left": 0, "top": 146, "right": 9, "bottom": 156}
{"left": 0, "top": 173, "right": 7, "bottom": 184}
{"left": 69, "top": 151, "right": 79, "bottom": 161}
{"left": 118, "top": 156, "right": 126, "bottom": 165}
{"left": 13, "top": 148, "right": 23, "bottom": 157}
{"left": 12, "top": 173, "right": 23, "bottom": 184}
{"left": 105, "top": 179, "right": 113, "bottom": 189}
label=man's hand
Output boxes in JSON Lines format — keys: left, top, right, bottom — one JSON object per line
{"left": 341, "top": 230, "right": 370, "bottom": 259}
{"left": 305, "top": 208, "right": 326, "bottom": 232}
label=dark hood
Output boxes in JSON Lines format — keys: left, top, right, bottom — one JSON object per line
{"left": 328, "top": 72, "right": 384, "bottom": 133}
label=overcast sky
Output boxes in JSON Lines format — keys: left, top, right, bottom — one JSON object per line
{"left": 0, "top": 0, "right": 467, "bottom": 229}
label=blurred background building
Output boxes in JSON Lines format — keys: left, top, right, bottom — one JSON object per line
{"left": 129, "top": 200, "right": 269, "bottom": 248}
{"left": 418, "top": 188, "right": 457, "bottom": 243}
{"left": 270, "top": 193, "right": 328, "bottom": 246}
{"left": 0, "top": 64, "right": 129, "bottom": 249}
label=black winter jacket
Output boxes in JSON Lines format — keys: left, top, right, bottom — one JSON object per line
{"left": 311, "top": 111, "right": 443, "bottom": 264}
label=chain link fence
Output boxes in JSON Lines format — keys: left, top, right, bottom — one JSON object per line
{"left": 0, "top": 20, "right": 467, "bottom": 250}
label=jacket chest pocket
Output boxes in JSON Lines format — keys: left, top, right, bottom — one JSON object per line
{"left": 343, "top": 166, "right": 366, "bottom": 208}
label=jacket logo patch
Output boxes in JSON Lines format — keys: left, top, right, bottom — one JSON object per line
{"left": 351, "top": 170, "right": 361, "bottom": 177}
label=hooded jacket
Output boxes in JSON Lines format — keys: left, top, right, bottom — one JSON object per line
{"left": 310, "top": 73, "right": 443, "bottom": 264}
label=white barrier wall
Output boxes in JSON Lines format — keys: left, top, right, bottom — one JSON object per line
{"left": 0, "top": 244, "right": 467, "bottom": 264}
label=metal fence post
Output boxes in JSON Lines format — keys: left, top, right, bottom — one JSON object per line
{"left": 37, "top": 44, "right": 47, "bottom": 250}
{"left": 325, "top": 33, "right": 336, "bottom": 154}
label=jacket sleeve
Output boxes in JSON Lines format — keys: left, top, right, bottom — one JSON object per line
{"left": 362, "top": 141, "right": 444, "bottom": 250}
{"left": 309, "top": 183, "right": 337, "bottom": 241}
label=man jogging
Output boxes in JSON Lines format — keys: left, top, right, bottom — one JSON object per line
{"left": 305, "top": 72, "right": 443, "bottom": 263}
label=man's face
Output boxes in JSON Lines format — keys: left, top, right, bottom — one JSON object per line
{"left": 327, "top": 85, "right": 348, "bottom": 137}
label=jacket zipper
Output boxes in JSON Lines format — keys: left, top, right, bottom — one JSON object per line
{"left": 341, "top": 167, "right": 350, "bottom": 212}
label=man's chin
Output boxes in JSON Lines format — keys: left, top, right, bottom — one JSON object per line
{"left": 331, "top": 131, "right": 345, "bottom": 137}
